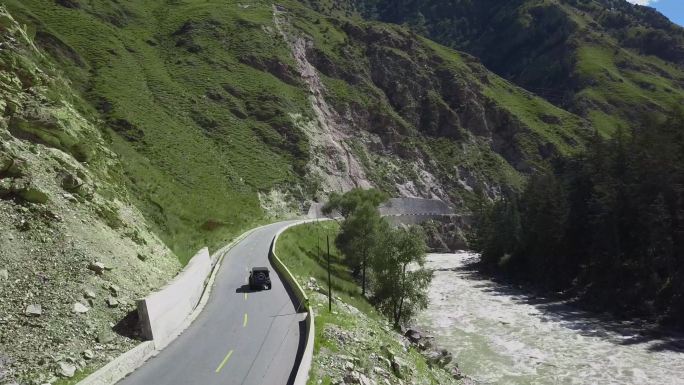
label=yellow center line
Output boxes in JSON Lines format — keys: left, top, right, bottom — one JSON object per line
{"left": 243, "top": 313, "right": 248, "bottom": 327}
{"left": 214, "top": 350, "right": 233, "bottom": 373}
{"left": 244, "top": 292, "right": 248, "bottom": 301}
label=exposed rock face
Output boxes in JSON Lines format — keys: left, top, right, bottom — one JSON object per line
{"left": 273, "top": 4, "right": 588, "bottom": 207}
{"left": 273, "top": 6, "right": 373, "bottom": 193}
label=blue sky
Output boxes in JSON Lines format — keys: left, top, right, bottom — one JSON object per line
{"left": 627, "top": 0, "right": 684, "bottom": 26}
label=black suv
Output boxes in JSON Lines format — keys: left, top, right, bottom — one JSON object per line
{"left": 249, "top": 267, "right": 271, "bottom": 290}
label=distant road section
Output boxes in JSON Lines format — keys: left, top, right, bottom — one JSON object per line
{"left": 379, "top": 198, "right": 455, "bottom": 216}
{"left": 307, "top": 197, "right": 455, "bottom": 218}
{"left": 118, "top": 221, "right": 306, "bottom": 385}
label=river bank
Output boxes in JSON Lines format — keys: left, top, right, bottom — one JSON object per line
{"left": 415, "top": 253, "right": 684, "bottom": 385}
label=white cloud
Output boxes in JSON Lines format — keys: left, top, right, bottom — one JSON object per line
{"left": 626, "top": 0, "right": 658, "bottom": 5}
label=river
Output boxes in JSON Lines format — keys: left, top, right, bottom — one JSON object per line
{"left": 415, "top": 253, "right": 684, "bottom": 385}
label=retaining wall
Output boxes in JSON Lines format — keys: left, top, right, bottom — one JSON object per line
{"left": 137, "top": 247, "right": 211, "bottom": 349}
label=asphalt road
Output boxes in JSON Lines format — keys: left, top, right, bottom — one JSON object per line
{"left": 118, "top": 221, "right": 307, "bottom": 385}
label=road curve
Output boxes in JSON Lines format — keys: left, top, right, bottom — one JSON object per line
{"left": 119, "top": 221, "right": 307, "bottom": 385}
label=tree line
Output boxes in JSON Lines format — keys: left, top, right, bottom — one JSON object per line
{"left": 323, "top": 189, "right": 432, "bottom": 327}
{"left": 473, "top": 109, "right": 684, "bottom": 327}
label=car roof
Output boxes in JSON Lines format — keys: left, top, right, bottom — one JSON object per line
{"left": 252, "top": 267, "right": 270, "bottom": 272}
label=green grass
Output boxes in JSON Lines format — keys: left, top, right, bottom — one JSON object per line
{"left": 276, "top": 221, "right": 379, "bottom": 316}
{"left": 4, "top": 0, "right": 316, "bottom": 261}
{"left": 574, "top": 42, "right": 684, "bottom": 136}
{"left": 2, "top": 0, "right": 600, "bottom": 264}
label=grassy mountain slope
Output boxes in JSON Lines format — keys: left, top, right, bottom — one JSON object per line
{"left": 0, "top": 0, "right": 594, "bottom": 382}
{"left": 4, "top": 0, "right": 590, "bottom": 257}
{"left": 0, "top": 7, "right": 180, "bottom": 384}
{"left": 332, "top": 0, "right": 684, "bottom": 137}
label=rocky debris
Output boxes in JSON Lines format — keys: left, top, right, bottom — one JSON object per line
{"left": 108, "top": 284, "right": 120, "bottom": 297}
{"left": 56, "top": 361, "right": 76, "bottom": 378}
{"left": 0, "top": 176, "right": 50, "bottom": 204}
{"left": 96, "top": 330, "right": 115, "bottom": 344}
{"left": 25, "top": 304, "right": 42, "bottom": 317}
{"left": 88, "top": 261, "right": 107, "bottom": 275}
{"left": 0, "top": 268, "right": 8, "bottom": 281}
{"left": 449, "top": 365, "right": 465, "bottom": 380}
{"left": 403, "top": 325, "right": 463, "bottom": 380}
{"left": 72, "top": 302, "right": 89, "bottom": 313}
{"left": 288, "top": 286, "right": 460, "bottom": 384}
{"left": 82, "top": 350, "right": 95, "bottom": 360}
{"left": 343, "top": 371, "right": 376, "bottom": 385}
{"left": 84, "top": 289, "right": 96, "bottom": 299}
{"left": 106, "top": 297, "right": 119, "bottom": 308}
{"left": 425, "top": 349, "right": 453, "bottom": 368}
{"left": 390, "top": 356, "right": 407, "bottom": 378}
{"left": 60, "top": 172, "right": 83, "bottom": 192}
{"left": 404, "top": 328, "right": 421, "bottom": 344}
{"left": 306, "top": 277, "right": 320, "bottom": 291}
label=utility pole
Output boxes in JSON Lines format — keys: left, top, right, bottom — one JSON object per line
{"left": 327, "top": 234, "right": 332, "bottom": 313}
{"left": 316, "top": 209, "right": 320, "bottom": 263}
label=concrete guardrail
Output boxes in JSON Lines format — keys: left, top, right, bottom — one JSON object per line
{"left": 269, "top": 219, "right": 322, "bottom": 385}
{"left": 137, "top": 247, "right": 211, "bottom": 349}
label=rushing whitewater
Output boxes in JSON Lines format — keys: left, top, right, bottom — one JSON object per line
{"left": 416, "top": 253, "right": 684, "bottom": 385}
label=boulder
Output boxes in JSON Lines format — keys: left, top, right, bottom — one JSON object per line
{"left": 343, "top": 371, "right": 360, "bottom": 384}
{"left": 82, "top": 350, "right": 95, "bottom": 360}
{"left": 60, "top": 172, "right": 83, "bottom": 192}
{"left": 83, "top": 289, "right": 96, "bottom": 299}
{"left": 404, "top": 328, "right": 422, "bottom": 343}
{"left": 72, "top": 303, "right": 89, "bottom": 314}
{"left": 88, "top": 262, "right": 106, "bottom": 275}
{"left": 390, "top": 356, "right": 406, "bottom": 378}
{"left": 25, "top": 304, "right": 42, "bottom": 317}
{"left": 424, "top": 349, "right": 453, "bottom": 368}
{"left": 5, "top": 157, "right": 27, "bottom": 177}
{"left": 0, "top": 269, "right": 8, "bottom": 281}
{"left": 108, "top": 284, "right": 120, "bottom": 297}
{"left": 18, "top": 185, "right": 49, "bottom": 204}
{"left": 0, "top": 179, "right": 12, "bottom": 197}
{"left": 96, "top": 330, "right": 115, "bottom": 344}
{"left": 358, "top": 373, "right": 375, "bottom": 385}
{"left": 106, "top": 297, "right": 118, "bottom": 308}
{"left": 56, "top": 361, "right": 76, "bottom": 378}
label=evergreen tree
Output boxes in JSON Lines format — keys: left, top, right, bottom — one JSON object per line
{"left": 335, "top": 201, "right": 383, "bottom": 295}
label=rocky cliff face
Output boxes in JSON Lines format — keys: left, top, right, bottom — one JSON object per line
{"left": 276, "top": 4, "right": 589, "bottom": 207}
{"left": 330, "top": 0, "right": 684, "bottom": 136}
